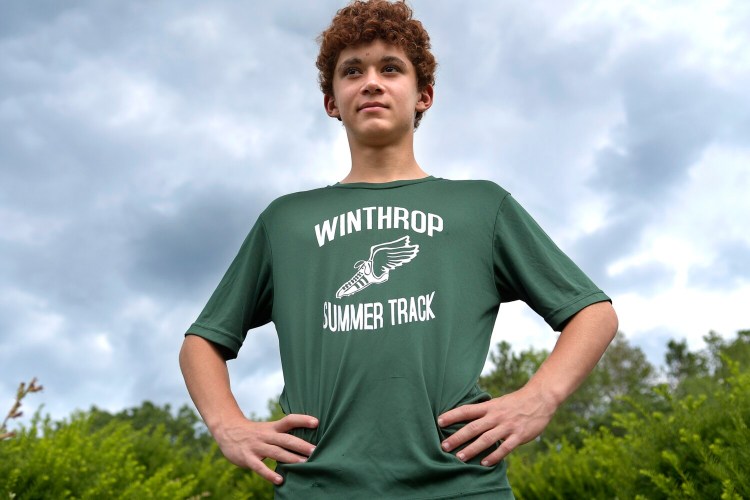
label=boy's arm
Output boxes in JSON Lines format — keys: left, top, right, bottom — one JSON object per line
{"left": 179, "top": 335, "right": 318, "bottom": 484}
{"left": 437, "top": 300, "right": 618, "bottom": 465}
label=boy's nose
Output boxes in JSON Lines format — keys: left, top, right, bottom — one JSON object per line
{"left": 362, "top": 73, "right": 383, "bottom": 94}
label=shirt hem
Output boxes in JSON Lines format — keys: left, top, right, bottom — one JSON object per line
{"left": 274, "top": 485, "right": 513, "bottom": 500}
{"left": 412, "top": 485, "right": 514, "bottom": 499}
{"left": 545, "top": 290, "right": 611, "bottom": 331}
{"left": 185, "top": 323, "right": 241, "bottom": 359}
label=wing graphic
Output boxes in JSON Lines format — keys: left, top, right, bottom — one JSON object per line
{"left": 371, "top": 236, "right": 420, "bottom": 276}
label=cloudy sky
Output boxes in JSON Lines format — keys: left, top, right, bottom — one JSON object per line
{"left": 2, "top": 0, "right": 749, "bottom": 423}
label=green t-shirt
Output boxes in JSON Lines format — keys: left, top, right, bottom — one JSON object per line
{"left": 187, "top": 177, "right": 610, "bottom": 499}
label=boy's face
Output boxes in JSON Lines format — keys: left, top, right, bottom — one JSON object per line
{"left": 324, "top": 39, "right": 433, "bottom": 145}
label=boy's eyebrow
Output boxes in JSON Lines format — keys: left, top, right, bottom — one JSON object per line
{"left": 381, "top": 55, "right": 407, "bottom": 66}
{"left": 338, "top": 57, "right": 362, "bottom": 69}
{"left": 337, "top": 55, "right": 408, "bottom": 71}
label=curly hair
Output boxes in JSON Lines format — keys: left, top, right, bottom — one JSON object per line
{"left": 316, "top": 0, "right": 437, "bottom": 129}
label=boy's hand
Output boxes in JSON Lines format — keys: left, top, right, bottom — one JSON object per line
{"left": 214, "top": 414, "right": 319, "bottom": 485}
{"left": 437, "top": 386, "right": 556, "bottom": 466}
{"left": 438, "top": 303, "right": 618, "bottom": 466}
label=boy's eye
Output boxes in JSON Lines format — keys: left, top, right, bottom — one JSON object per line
{"left": 383, "top": 65, "right": 400, "bottom": 73}
{"left": 344, "top": 67, "right": 361, "bottom": 76}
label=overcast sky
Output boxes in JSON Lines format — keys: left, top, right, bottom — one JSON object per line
{"left": 2, "top": 0, "right": 749, "bottom": 423}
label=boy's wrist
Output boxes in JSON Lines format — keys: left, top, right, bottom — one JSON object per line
{"left": 522, "top": 377, "right": 565, "bottom": 413}
{"left": 205, "top": 409, "right": 251, "bottom": 439}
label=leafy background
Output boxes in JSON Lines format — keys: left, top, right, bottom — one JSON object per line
{"left": 3, "top": 330, "right": 749, "bottom": 498}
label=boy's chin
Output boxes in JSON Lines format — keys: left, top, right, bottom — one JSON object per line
{"left": 346, "top": 121, "right": 412, "bottom": 144}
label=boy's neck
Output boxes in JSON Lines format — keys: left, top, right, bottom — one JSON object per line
{"left": 340, "top": 136, "right": 428, "bottom": 184}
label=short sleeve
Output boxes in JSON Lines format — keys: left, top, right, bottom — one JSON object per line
{"left": 185, "top": 216, "right": 274, "bottom": 359}
{"left": 493, "top": 194, "right": 610, "bottom": 331}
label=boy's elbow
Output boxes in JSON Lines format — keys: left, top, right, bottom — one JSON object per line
{"left": 576, "top": 301, "right": 618, "bottom": 341}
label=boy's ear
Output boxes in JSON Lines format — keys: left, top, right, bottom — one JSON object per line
{"left": 415, "top": 84, "right": 434, "bottom": 113}
{"left": 324, "top": 94, "right": 340, "bottom": 119}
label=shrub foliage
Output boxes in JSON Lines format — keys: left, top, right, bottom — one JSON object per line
{"left": 2, "top": 330, "right": 748, "bottom": 498}
{"left": 0, "top": 403, "right": 275, "bottom": 499}
{"left": 504, "top": 330, "right": 750, "bottom": 499}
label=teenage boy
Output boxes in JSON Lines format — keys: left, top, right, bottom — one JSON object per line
{"left": 179, "top": 1, "right": 618, "bottom": 498}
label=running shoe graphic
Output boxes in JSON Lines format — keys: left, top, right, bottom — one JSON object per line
{"left": 335, "top": 236, "right": 420, "bottom": 298}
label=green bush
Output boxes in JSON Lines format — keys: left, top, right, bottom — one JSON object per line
{"left": 0, "top": 407, "right": 275, "bottom": 499}
{"left": 508, "top": 364, "right": 750, "bottom": 499}
{"left": 3, "top": 331, "right": 747, "bottom": 498}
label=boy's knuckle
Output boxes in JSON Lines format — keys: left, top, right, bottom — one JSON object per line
{"left": 478, "top": 433, "right": 495, "bottom": 446}
{"left": 465, "top": 420, "right": 482, "bottom": 433}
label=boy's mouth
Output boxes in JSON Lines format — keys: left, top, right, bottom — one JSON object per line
{"left": 358, "top": 102, "right": 387, "bottom": 111}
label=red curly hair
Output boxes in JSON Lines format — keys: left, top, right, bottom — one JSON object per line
{"left": 316, "top": 0, "right": 437, "bottom": 128}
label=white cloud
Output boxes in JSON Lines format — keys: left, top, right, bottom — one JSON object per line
{"left": 0, "top": 289, "right": 66, "bottom": 350}
{"left": 1, "top": 0, "right": 749, "bottom": 424}
{"left": 167, "top": 11, "right": 225, "bottom": 43}
{"left": 0, "top": 209, "right": 68, "bottom": 245}
{"left": 92, "top": 333, "right": 113, "bottom": 356}
{"left": 616, "top": 284, "right": 750, "bottom": 351}
{"left": 678, "top": 144, "right": 750, "bottom": 246}
{"left": 607, "top": 143, "right": 750, "bottom": 286}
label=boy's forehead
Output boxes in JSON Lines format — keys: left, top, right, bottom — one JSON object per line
{"left": 336, "top": 40, "right": 410, "bottom": 66}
